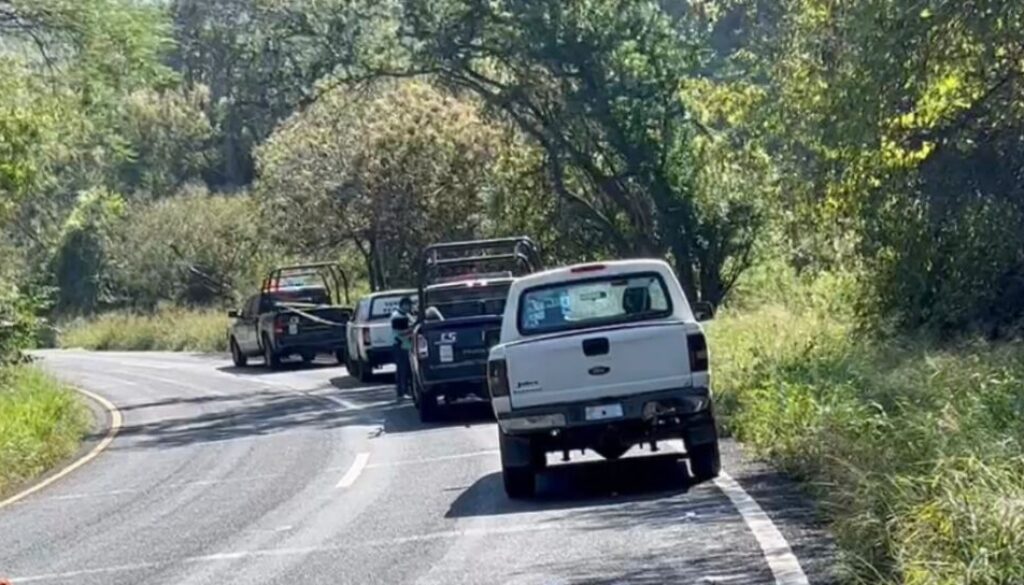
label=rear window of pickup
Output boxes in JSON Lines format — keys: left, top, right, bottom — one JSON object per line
{"left": 368, "top": 296, "right": 416, "bottom": 320}
{"left": 425, "top": 283, "right": 511, "bottom": 319}
{"left": 517, "top": 272, "right": 672, "bottom": 335}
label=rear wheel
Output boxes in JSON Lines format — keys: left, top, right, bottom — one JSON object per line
{"left": 336, "top": 349, "right": 347, "bottom": 366}
{"left": 230, "top": 338, "right": 248, "bottom": 368}
{"left": 416, "top": 384, "right": 440, "bottom": 422}
{"left": 356, "top": 359, "right": 374, "bottom": 383}
{"left": 262, "top": 336, "right": 282, "bottom": 371}
{"left": 687, "top": 441, "right": 721, "bottom": 483}
{"left": 503, "top": 466, "right": 536, "bottom": 499}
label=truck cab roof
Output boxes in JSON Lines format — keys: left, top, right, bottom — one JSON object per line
{"left": 361, "top": 288, "right": 417, "bottom": 300}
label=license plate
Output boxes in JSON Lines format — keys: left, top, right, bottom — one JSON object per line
{"left": 585, "top": 403, "right": 623, "bottom": 421}
{"left": 439, "top": 344, "right": 454, "bottom": 363}
{"left": 288, "top": 318, "right": 299, "bottom": 335}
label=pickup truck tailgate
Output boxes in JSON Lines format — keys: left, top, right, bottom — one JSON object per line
{"left": 369, "top": 322, "right": 393, "bottom": 348}
{"left": 420, "top": 316, "right": 502, "bottom": 383}
{"left": 506, "top": 321, "right": 694, "bottom": 409}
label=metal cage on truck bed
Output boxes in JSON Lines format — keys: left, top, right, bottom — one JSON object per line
{"left": 261, "top": 262, "right": 352, "bottom": 307}
{"left": 416, "top": 237, "right": 543, "bottom": 308}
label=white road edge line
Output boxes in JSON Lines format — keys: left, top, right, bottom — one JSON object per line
{"left": 335, "top": 452, "right": 371, "bottom": 488}
{"left": 0, "top": 387, "right": 123, "bottom": 510}
{"left": 714, "top": 472, "right": 810, "bottom": 585}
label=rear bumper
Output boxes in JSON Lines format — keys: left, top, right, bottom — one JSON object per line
{"left": 365, "top": 346, "right": 394, "bottom": 368}
{"left": 418, "top": 359, "right": 489, "bottom": 400}
{"left": 276, "top": 332, "right": 346, "bottom": 353}
{"left": 496, "top": 387, "right": 715, "bottom": 447}
{"left": 419, "top": 374, "right": 489, "bottom": 401}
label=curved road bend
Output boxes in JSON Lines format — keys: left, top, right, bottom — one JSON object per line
{"left": 1, "top": 351, "right": 837, "bottom": 585}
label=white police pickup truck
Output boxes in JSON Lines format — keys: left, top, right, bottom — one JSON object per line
{"left": 487, "top": 260, "right": 719, "bottom": 498}
{"left": 345, "top": 289, "right": 416, "bottom": 382}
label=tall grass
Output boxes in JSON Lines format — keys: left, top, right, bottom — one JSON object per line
{"left": 0, "top": 366, "right": 90, "bottom": 497}
{"left": 710, "top": 286, "right": 1024, "bottom": 584}
{"left": 60, "top": 308, "right": 229, "bottom": 352}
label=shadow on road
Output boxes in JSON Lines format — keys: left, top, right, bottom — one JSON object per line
{"left": 329, "top": 374, "right": 394, "bottom": 392}
{"left": 216, "top": 359, "right": 342, "bottom": 377}
{"left": 112, "top": 391, "right": 376, "bottom": 450}
{"left": 447, "top": 454, "right": 705, "bottom": 518}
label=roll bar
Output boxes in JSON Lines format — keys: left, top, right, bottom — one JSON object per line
{"left": 261, "top": 261, "right": 351, "bottom": 306}
{"left": 417, "top": 237, "right": 542, "bottom": 310}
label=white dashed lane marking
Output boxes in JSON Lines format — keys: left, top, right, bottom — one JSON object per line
{"left": 335, "top": 452, "right": 371, "bottom": 488}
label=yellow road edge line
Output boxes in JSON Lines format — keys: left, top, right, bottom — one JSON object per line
{"left": 0, "top": 386, "right": 123, "bottom": 510}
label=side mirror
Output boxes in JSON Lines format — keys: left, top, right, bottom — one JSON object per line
{"left": 692, "top": 301, "right": 715, "bottom": 322}
{"left": 227, "top": 309, "right": 240, "bottom": 319}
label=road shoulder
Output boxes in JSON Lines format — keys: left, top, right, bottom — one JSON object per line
{"left": 720, "top": 439, "right": 840, "bottom": 585}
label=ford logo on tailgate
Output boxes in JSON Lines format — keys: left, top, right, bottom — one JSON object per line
{"left": 589, "top": 366, "right": 611, "bottom": 376}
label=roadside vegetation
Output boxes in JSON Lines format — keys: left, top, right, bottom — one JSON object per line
{"left": 3, "top": 0, "right": 1023, "bottom": 582}
{"left": 60, "top": 308, "right": 229, "bottom": 353}
{"left": 0, "top": 367, "right": 89, "bottom": 498}
{"left": 711, "top": 272, "right": 1024, "bottom": 584}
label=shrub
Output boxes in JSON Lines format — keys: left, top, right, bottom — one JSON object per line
{"left": 60, "top": 307, "right": 229, "bottom": 352}
{"left": 710, "top": 285, "right": 1024, "bottom": 583}
{"left": 0, "top": 366, "right": 89, "bottom": 497}
{"left": 106, "top": 187, "right": 278, "bottom": 309}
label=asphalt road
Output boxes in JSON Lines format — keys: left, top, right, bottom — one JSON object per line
{"left": 1, "top": 351, "right": 837, "bottom": 585}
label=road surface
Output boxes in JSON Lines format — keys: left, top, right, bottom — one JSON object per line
{"left": 1, "top": 351, "right": 836, "bottom": 584}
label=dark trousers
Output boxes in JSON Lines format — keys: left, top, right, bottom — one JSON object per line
{"left": 394, "top": 342, "right": 410, "bottom": 396}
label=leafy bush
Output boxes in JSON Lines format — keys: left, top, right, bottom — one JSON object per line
{"left": 106, "top": 187, "right": 278, "bottom": 309}
{"left": 0, "top": 366, "right": 89, "bottom": 497}
{"left": 710, "top": 289, "right": 1024, "bottom": 584}
{"left": 60, "top": 308, "right": 229, "bottom": 352}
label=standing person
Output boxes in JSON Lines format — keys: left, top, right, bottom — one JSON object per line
{"left": 390, "top": 297, "right": 414, "bottom": 399}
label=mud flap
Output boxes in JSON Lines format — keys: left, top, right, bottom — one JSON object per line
{"left": 682, "top": 412, "right": 719, "bottom": 447}
{"left": 499, "top": 429, "right": 534, "bottom": 467}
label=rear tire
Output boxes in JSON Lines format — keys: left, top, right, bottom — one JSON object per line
{"left": 502, "top": 466, "right": 536, "bottom": 499}
{"left": 356, "top": 359, "right": 374, "bottom": 383}
{"left": 336, "top": 349, "right": 347, "bottom": 366}
{"left": 687, "top": 441, "right": 721, "bottom": 483}
{"left": 230, "top": 338, "right": 248, "bottom": 368}
{"left": 262, "top": 335, "right": 282, "bottom": 371}
{"left": 417, "top": 387, "right": 440, "bottom": 423}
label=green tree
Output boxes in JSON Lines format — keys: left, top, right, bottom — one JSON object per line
{"left": 169, "top": 0, "right": 397, "bottom": 186}
{"left": 107, "top": 186, "right": 274, "bottom": 308}
{"left": 114, "top": 85, "right": 216, "bottom": 198}
{"left": 390, "top": 0, "right": 762, "bottom": 303}
{"left": 257, "top": 80, "right": 506, "bottom": 289}
{"left": 728, "top": 0, "right": 1024, "bottom": 333}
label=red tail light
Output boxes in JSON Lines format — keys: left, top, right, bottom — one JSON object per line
{"left": 274, "top": 316, "right": 288, "bottom": 335}
{"left": 416, "top": 334, "right": 429, "bottom": 359}
{"left": 488, "top": 359, "right": 510, "bottom": 398}
{"left": 361, "top": 327, "right": 371, "bottom": 347}
{"left": 687, "top": 332, "right": 708, "bottom": 372}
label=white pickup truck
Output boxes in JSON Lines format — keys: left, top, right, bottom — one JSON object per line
{"left": 487, "top": 259, "right": 719, "bottom": 497}
{"left": 345, "top": 289, "right": 416, "bottom": 382}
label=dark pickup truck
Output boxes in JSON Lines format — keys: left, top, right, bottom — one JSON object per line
{"left": 227, "top": 262, "right": 353, "bottom": 370}
{"left": 409, "top": 238, "right": 542, "bottom": 421}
